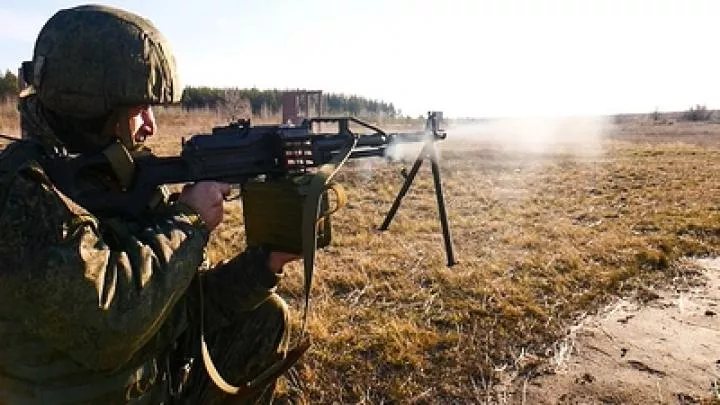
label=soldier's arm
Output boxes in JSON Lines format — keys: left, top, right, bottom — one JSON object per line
{"left": 200, "top": 246, "right": 284, "bottom": 319}
{"left": 0, "top": 168, "right": 209, "bottom": 372}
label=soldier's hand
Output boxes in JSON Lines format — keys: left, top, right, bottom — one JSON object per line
{"left": 267, "top": 252, "right": 302, "bottom": 273}
{"left": 178, "top": 181, "right": 231, "bottom": 230}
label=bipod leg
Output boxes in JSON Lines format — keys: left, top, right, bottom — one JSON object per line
{"left": 379, "top": 146, "right": 426, "bottom": 231}
{"left": 380, "top": 141, "right": 458, "bottom": 267}
{"left": 427, "top": 142, "right": 457, "bottom": 266}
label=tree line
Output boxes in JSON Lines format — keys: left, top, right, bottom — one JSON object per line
{"left": 0, "top": 70, "right": 19, "bottom": 101}
{"left": 180, "top": 86, "right": 398, "bottom": 118}
{"left": 1, "top": 68, "right": 398, "bottom": 118}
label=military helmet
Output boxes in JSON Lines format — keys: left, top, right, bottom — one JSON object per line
{"left": 27, "top": 4, "right": 181, "bottom": 119}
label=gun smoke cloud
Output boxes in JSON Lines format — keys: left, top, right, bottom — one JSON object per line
{"left": 444, "top": 115, "right": 614, "bottom": 158}
{"left": 347, "top": 114, "right": 615, "bottom": 186}
{"left": 385, "top": 137, "right": 429, "bottom": 162}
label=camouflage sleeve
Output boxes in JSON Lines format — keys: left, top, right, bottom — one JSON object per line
{"left": 201, "top": 246, "right": 283, "bottom": 320}
{"left": 0, "top": 166, "right": 210, "bottom": 372}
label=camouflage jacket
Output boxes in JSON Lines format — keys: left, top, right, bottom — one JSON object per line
{"left": 0, "top": 141, "right": 207, "bottom": 404}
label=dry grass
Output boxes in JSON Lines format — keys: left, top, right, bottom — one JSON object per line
{"left": 148, "top": 112, "right": 720, "bottom": 402}
{"left": 6, "top": 104, "right": 720, "bottom": 402}
{"left": 0, "top": 99, "right": 19, "bottom": 137}
{"left": 182, "top": 112, "right": 720, "bottom": 403}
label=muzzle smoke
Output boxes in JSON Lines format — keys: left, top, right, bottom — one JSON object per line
{"left": 445, "top": 115, "right": 614, "bottom": 158}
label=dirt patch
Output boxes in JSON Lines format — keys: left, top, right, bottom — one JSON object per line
{"left": 508, "top": 258, "right": 720, "bottom": 404}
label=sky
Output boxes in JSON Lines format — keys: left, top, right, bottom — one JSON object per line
{"left": 0, "top": 0, "right": 718, "bottom": 118}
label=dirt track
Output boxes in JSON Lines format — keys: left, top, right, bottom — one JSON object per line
{"left": 507, "top": 258, "right": 720, "bottom": 404}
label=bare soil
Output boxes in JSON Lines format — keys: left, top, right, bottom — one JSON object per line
{"left": 506, "top": 258, "right": 720, "bottom": 404}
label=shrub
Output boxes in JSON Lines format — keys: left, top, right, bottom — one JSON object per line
{"left": 681, "top": 104, "right": 713, "bottom": 122}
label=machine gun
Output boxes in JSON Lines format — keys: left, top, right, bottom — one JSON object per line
{"left": 42, "top": 112, "right": 457, "bottom": 266}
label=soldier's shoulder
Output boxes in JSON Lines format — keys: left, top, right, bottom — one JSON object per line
{"left": 0, "top": 140, "right": 87, "bottom": 219}
{"left": 0, "top": 141, "right": 56, "bottom": 203}
{"left": 0, "top": 141, "right": 46, "bottom": 176}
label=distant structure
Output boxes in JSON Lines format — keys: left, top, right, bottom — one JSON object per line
{"left": 282, "top": 90, "right": 322, "bottom": 126}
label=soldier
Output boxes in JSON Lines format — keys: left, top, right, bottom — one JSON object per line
{"left": 0, "top": 4, "right": 300, "bottom": 404}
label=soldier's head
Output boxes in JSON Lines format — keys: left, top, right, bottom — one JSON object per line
{"left": 21, "top": 5, "right": 181, "bottom": 152}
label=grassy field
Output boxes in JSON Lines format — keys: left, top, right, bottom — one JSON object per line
{"left": 2, "top": 102, "right": 720, "bottom": 403}
{"left": 203, "top": 114, "right": 720, "bottom": 403}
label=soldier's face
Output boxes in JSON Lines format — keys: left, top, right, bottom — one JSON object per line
{"left": 125, "top": 105, "right": 156, "bottom": 144}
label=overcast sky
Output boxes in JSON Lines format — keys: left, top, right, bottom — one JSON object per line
{"left": 0, "top": 0, "right": 718, "bottom": 118}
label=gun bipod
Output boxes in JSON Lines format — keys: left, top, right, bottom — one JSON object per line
{"left": 379, "top": 114, "right": 457, "bottom": 267}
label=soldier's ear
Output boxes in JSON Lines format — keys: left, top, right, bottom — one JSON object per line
{"left": 100, "top": 107, "right": 134, "bottom": 149}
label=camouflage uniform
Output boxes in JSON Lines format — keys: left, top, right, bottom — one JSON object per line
{"left": 0, "top": 5, "right": 289, "bottom": 405}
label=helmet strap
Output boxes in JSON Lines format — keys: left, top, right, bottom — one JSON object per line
{"left": 113, "top": 106, "right": 135, "bottom": 150}
{"left": 98, "top": 107, "right": 136, "bottom": 190}
{"left": 101, "top": 140, "right": 136, "bottom": 190}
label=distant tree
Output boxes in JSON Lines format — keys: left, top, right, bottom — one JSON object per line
{"left": 219, "top": 88, "right": 251, "bottom": 121}
{"left": 0, "top": 69, "right": 19, "bottom": 101}
{"left": 181, "top": 86, "right": 225, "bottom": 109}
{"left": 681, "top": 104, "right": 712, "bottom": 122}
